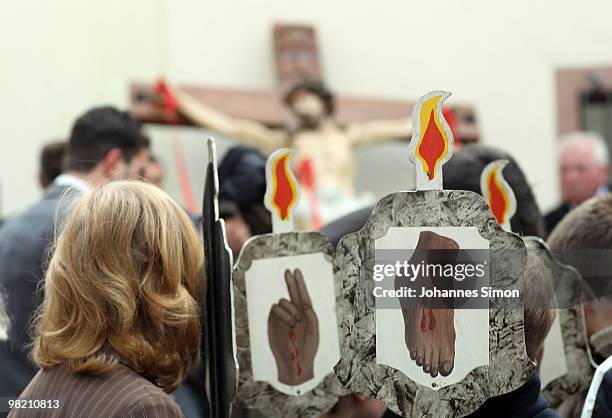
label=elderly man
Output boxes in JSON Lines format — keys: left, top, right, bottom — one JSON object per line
{"left": 545, "top": 132, "right": 610, "bottom": 234}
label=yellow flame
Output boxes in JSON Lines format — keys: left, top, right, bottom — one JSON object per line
{"left": 414, "top": 95, "right": 451, "bottom": 180}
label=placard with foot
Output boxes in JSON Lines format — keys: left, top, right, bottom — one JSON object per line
{"left": 232, "top": 149, "right": 347, "bottom": 418}
{"left": 375, "top": 226, "right": 490, "bottom": 390}
{"left": 334, "top": 91, "right": 533, "bottom": 417}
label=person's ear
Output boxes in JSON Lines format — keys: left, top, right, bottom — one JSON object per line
{"left": 596, "top": 165, "right": 610, "bottom": 186}
{"left": 101, "top": 148, "right": 125, "bottom": 180}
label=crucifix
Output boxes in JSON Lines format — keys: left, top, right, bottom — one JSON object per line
{"left": 131, "top": 24, "right": 479, "bottom": 228}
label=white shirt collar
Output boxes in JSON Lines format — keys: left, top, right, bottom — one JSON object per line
{"left": 596, "top": 184, "right": 610, "bottom": 197}
{"left": 52, "top": 174, "right": 92, "bottom": 193}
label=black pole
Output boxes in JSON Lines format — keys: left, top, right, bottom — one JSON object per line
{"left": 202, "top": 138, "right": 235, "bottom": 418}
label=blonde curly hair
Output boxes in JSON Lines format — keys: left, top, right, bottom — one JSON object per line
{"left": 32, "top": 181, "right": 204, "bottom": 393}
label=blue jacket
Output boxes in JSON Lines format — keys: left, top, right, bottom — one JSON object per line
{"left": 0, "top": 184, "right": 76, "bottom": 399}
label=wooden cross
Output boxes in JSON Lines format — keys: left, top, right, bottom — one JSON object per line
{"left": 130, "top": 23, "right": 478, "bottom": 143}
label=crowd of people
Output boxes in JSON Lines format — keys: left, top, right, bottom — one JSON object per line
{"left": 0, "top": 87, "right": 611, "bottom": 418}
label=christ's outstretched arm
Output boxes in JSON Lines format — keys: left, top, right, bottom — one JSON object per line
{"left": 173, "top": 87, "right": 289, "bottom": 154}
{"left": 346, "top": 117, "right": 413, "bottom": 148}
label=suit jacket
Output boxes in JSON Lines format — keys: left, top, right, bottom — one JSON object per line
{"left": 7, "top": 362, "right": 183, "bottom": 418}
{"left": 544, "top": 203, "right": 571, "bottom": 236}
{"left": 0, "top": 184, "right": 79, "bottom": 399}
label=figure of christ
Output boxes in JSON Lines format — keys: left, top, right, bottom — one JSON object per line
{"left": 171, "top": 81, "right": 412, "bottom": 227}
{"left": 396, "top": 231, "right": 458, "bottom": 378}
{"left": 268, "top": 268, "right": 319, "bottom": 386}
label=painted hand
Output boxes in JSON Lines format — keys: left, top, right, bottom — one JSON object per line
{"left": 268, "top": 268, "right": 319, "bottom": 386}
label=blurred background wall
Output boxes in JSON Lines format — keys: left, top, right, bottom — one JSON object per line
{"left": 2, "top": 0, "right": 612, "bottom": 215}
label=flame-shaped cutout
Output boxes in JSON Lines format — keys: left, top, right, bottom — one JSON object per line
{"left": 418, "top": 109, "right": 447, "bottom": 179}
{"left": 266, "top": 150, "right": 298, "bottom": 222}
{"left": 480, "top": 160, "right": 517, "bottom": 227}
{"left": 408, "top": 91, "right": 454, "bottom": 189}
{"left": 487, "top": 168, "right": 507, "bottom": 223}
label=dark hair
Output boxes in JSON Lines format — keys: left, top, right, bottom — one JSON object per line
{"left": 40, "top": 141, "right": 66, "bottom": 188}
{"left": 443, "top": 144, "right": 546, "bottom": 237}
{"left": 218, "top": 146, "right": 272, "bottom": 234}
{"left": 65, "top": 107, "right": 150, "bottom": 172}
{"left": 284, "top": 80, "right": 335, "bottom": 116}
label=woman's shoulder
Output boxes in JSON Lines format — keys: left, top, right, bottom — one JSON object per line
{"left": 12, "top": 363, "right": 183, "bottom": 418}
{"left": 108, "top": 364, "right": 184, "bottom": 416}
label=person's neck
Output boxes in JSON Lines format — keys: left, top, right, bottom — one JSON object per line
{"left": 62, "top": 170, "right": 102, "bottom": 188}
{"left": 299, "top": 115, "right": 334, "bottom": 131}
{"left": 63, "top": 170, "right": 88, "bottom": 181}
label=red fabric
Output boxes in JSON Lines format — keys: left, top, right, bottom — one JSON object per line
{"left": 296, "top": 159, "right": 322, "bottom": 229}
{"left": 155, "top": 78, "right": 197, "bottom": 213}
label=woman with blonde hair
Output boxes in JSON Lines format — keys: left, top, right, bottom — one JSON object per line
{"left": 9, "top": 181, "right": 204, "bottom": 418}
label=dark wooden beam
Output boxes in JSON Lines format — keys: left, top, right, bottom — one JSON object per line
{"left": 130, "top": 82, "right": 289, "bottom": 128}
{"left": 130, "top": 82, "right": 479, "bottom": 142}
{"left": 130, "top": 82, "right": 421, "bottom": 125}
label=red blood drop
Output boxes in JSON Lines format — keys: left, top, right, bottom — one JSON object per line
{"left": 429, "top": 309, "right": 437, "bottom": 330}
{"left": 297, "top": 363, "right": 303, "bottom": 376}
{"left": 420, "top": 309, "right": 427, "bottom": 332}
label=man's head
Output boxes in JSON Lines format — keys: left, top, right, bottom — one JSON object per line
{"left": 64, "top": 107, "right": 150, "bottom": 185}
{"left": 284, "top": 80, "right": 334, "bottom": 128}
{"left": 548, "top": 194, "right": 612, "bottom": 346}
{"left": 559, "top": 132, "right": 609, "bottom": 205}
{"left": 549, "top": 193, "right": 612, "bottom": 253}
{"left": 39, "top": 141, "right": 66, "bottom": 189}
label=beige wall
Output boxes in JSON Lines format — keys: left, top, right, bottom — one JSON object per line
{"left": 3, "top": 0, "right": 612, "bottom": 216}
{"left": 0, "top": 0, "right": 166, "bottom": 215}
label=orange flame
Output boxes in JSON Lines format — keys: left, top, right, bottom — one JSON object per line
{"left": 487, "top": 168, "right": 509, "bottom": 223}
{"left": 269, "top": 152, "right": 298, "bottom": 221}
{"left": 481, "top": 160, "right": 516, "bottom": 226}
{"left": 413, "top": 94, "right": 452, "bottom": 180}
{"left": 418, "top": 110, "right": 446, "bottom": 179}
